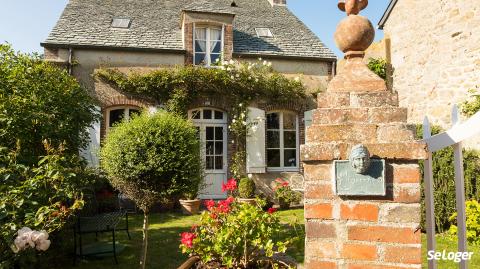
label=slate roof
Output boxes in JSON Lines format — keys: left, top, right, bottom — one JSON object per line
{"left": 42, "top": 0, "right": 336, "bottom": 60}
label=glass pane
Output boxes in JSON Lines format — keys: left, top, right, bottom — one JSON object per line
{"left": 267, "top": 149, "right": 281, "bottom": 167}
{"left": 284, "top": 149, "right": 297, "bottom": 167}
{"left": 109, "top": 109, "right": 125, "bottom": 127}
{"left": 283, "top": 112, "right": 296, "bottom": 129}
{"left": 206, "top": 156, "right": 214, "bottom": 170}
{"left": 206, "top": 142, "right": 214, "bottom": 155}
{"left": 267, "top": 113, "right": 280, "bottom": 129}
{"left": 267, "top": 131, "right": 280, "bottom": 148}
{"left": 215, "top": 156, "right": 223, "bottom": 170}
{"left": 195, "top": 53, "right": 206, "bottom": 65}
{"left": 210, "top": 41, "right": 221, "bottom": 53}
{"left": 206, "top": 127, "right": 214, "bottom": 140}
{"left": 214, "top": 110, "right": 223, "bottom": 120}
{"left": 195, "top": 28, "right": 206, "bottom": 40}
{"left": 215, "top": 141, "right": 223, "bottom": 155}
{"left": 210, "top": 28, "right": 222, "bottom": 41}
{"left": 210, "top": 54, "right": 221, "bottom": 64}
{"left": 215, "top": 127, "right": 223, "bottom": 140}
{"left": 284, "top": 131, "right": 296, "bottom": 148}
{"left": 195, "top": 40, "right": 206, "bottom": 53}
{"left": 203, "top": 109, "right": 212, "bottom": 119}
{"left": 128, "top": 109, "right": 140, "bottom": 119}
{"left": 191, "top": 110, "right": 201, "bottom": 119}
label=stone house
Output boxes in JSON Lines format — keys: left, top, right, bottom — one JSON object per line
{"left": 41, "top": 0, "right": 336, "bottom": 200}
{"left": 375, "top": 0, "right": 480, "bottom": 147}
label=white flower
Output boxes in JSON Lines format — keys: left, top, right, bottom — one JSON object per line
{"left": 226, "top": 67, "right": 231, "bottom": 71}
{"left": 239, "top": 103, "right": 243, "bottom": 107}
{"left": 248, "top": 174, "right": 253, "bottom": 179}
{"left": 294, "top": 77, "right": 300, "bottom": 82}
{"left": 248, "top": 76, "right": 252, "bottom": 80}
{"left": 18, "top": 227, "right": 32, "bottom": 236}
{"left": 229, "top": 59, "right": 235, "bottom": 65}
{"left": 236, "top": 74, "right": 240, "bottom": 78}
{"left": 13, "top": 228, "right": 50, "bottom": 253}
{"left": 230, "top": 75, "right": 235, "bottom": 80}
{"left": 255, "top": 78, "right": 259, "bottom": 82}
{"left": 242, "top": 121, "right": 247, "bottom": 125}
{"left": 35, "top": 239, "right": 51, "bottom": 251}
{"left": 258, "top": 57, "right": 262, "bottom": 61}
{"left": 240, "top": 112, "right": 245, "bottom": 118}
{"left": 267, "top": 62, "right": 272, "bottom": 67}
{"left": 215, "top": 58, "right": 220, "bottom": 62}
{"left": 247, "top": 66, "right": 252, "bottom": 70}
{"left": 231, "top": 140, "right": 235, "bottom": 144}
{"left": 263, "top": 60, "right": 268, "bottom": 66}
{"left": 232, "top": 119, "right": 236, "bottom": 123}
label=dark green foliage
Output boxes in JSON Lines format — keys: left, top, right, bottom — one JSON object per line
{"left": 461, "top": 89, "right": 480, "bottom": 117}
{"left": 0, "top": 44, "right": 99, "bottom": 164}
{"left": 100, "top": 110, "right": 202, "bottom": 212}
{"left": 367, "top": 57, "right": 387, "bottom": 81}
{"left": 416, "top": 125, "right": 480, "bottom": 232}
{"left": 238, "top": 177, "right": 255, "bottom": 199}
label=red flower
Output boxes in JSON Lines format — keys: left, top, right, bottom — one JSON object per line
{"left": 281, "top": 181, "right": 289, "bottom": 187}
{"left": 221, "top": 178, "right": 238, "bottom": 193}
{"left": 180, "top": 232, "right": 196, "bottom": 248}
{"left": 210, "top": 213, "right": 218, "bottom": 219}
{"left": 204, "top": 200, "right": 216, "bottom": 211}
{"left": 217, "top": 200, "right": 231, "bottom": 213}
{"left": 267, "top": 208, "right": 277, "bottom": 214}
{"left": 225, "top": 196, "right": 235, "bottom": 205}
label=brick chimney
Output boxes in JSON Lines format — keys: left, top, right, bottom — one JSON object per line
{"left": 268, "top": 0, "right": 286, "bottom": 6}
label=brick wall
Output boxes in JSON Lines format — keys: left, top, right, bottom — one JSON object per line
{"left": 302, "top": 80, "right": 427, "bottom": 268}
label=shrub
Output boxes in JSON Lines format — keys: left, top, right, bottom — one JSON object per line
{"left": 273, "top": 178, "right": 301, "bottom": 209}
{"left": 0, "top": 44, "right": 98, "bottom": 164}
{"left": 461, "top": 89, "right": 480, "bottom": 117}
{"left": 449, "top": 200, "right": 480, "bottom": 245}
{"left": 0, "top": 144, "right": 91, "bottom": 268}
{"left": 416, "top": 125, "right": 480, "bottom": 232}
{"left": 367, "top": 57, "right": 387, "bottom": 81}
{"left": 100, "top": 110, "right": 202, "bottom": 268}
{"left": 180, "top": 184, "right": 299, "bottom": 268}
{"left": 238, "top": 177, "right": 255, "bottom": 198}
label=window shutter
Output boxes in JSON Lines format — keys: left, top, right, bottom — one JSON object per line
{"left": 304, "top": 109, "right": 314, "bottom": 141}
{"left": 246, "top": 107, "right": 266, "bottom": 173}
{"left": 80, "top": 106, "right": 101, "bottom": 167}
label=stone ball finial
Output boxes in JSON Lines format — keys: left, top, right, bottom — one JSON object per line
{"left": 334, "top": 15, "right": 374, "bottom": 56}
{"left": 338, "top": 0, "right": 368, "bottom": 16}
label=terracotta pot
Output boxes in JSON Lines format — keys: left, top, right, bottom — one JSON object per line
{"left": 237, "top": 198, "right": 257, "bottom": 205}
{"left": 177, "top": 256, "right": 200, "bottom": 269}
{"left": 179, "top": 199, "right": 201, "bottom": 215}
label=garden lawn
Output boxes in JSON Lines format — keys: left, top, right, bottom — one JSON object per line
{"left": 422, "top": 234, "right": 480, "bottom": 269}
{"left": 62, "top": 208, "right": 304, "bottom": 269}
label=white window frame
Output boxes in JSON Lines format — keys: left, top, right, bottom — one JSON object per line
{"left": 105, "top": 106, "right": 140, "bottom": 132}
{"left": 266, "top": 111, "right": 300, "bottom": 172}
{"left": 193, "top": 24, "right": 224, "bottom": 66}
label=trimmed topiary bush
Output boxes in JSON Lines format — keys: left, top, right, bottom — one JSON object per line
{"left": 100, "top": 110, "right": 202, "bottom": 269}
{"left": 238, "top": 177, "right": 255, "bottom": 199}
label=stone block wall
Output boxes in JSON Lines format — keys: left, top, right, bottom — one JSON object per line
{"left": 302, "top": 85, "right": 427, "bottom": 268}
{"left": 382, "top": 0, "right": 480, "bottom": 131}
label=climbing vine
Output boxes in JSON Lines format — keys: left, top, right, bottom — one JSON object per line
{"left": 96, "top": 59, "right": 307, "bottom": 178}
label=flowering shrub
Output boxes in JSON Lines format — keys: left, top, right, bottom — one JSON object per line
{"left": 274, "top": 179, "right": 301, "bottom": 209}
{"left": 179, "top": 182, "right": 298, "bottom": 268}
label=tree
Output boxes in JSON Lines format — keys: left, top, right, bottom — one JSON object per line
{"left": 0, "top": 44, "right": 98, "bottom": 163}
{"left": 100, "top": 111, "right": 203, "bottom": 269}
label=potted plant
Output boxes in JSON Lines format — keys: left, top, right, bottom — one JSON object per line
{"left": 178, "top": 180, "right": 300, "bottom": 269}
{"left": 237, "top": 177, "right": 256, "bottom": 205}
{"left": 273, "top": 178, "right": 301, "bottom": 210}
{"left": 179, "top": 190, "right": 201, "bottom": 215}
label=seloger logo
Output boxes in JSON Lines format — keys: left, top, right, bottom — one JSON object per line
{"left": 427, "top": 251, "right": 474, "bottom": 263}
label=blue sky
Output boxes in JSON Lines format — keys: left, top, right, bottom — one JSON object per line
{"left": 0, "top": 0, "right": 389, "bottom": 58}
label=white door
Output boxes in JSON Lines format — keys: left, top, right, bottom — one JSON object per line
{"left": 189, "top": 108, "right": 228, "bottom": 199}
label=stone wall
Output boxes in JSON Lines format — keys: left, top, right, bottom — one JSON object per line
{"left": 381, "top": 0, "right": 480, "bottom": 142}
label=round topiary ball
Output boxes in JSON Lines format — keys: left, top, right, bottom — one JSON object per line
{"left": 238, "top": 177, "right": 256, "bottom": 199}
{"left": 100, "top": 110, "right": 202, "bottom": 212}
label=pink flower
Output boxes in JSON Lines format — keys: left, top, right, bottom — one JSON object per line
{"left": 225, "top": 196, "right": 235, "bottom": 205}
{"left": 180, "top": 232, "right": 196, "bottom": 248}
{"left": 221, "top": 178, "right": 238, "bottom": 193}
{"left": 204, "top": 200, "right": 216, "bottom": 211}
{"left": 281, "top": 182, "right": 289, "bottom": 187}
{"left": 267, "top": 208, "right": 277, "bottom": 214}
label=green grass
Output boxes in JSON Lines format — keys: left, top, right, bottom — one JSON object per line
{"left": 61, "top": 209, "right": 304, "bottom": 269}
{"left": 422, "top": 234, "right": 480, "bottom": 269}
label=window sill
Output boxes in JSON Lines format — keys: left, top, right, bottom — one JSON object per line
{"left": 267, "top": 168, "right": 300, "bottom": 173}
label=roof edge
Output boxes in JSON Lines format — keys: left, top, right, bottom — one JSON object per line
{"left": 40, "top": 43, "right": 186, "bottom": 54}
{"left": 378, "top": 0, "right": 399, "bottom": 30}
{"left": 182, "top": 9, "right": 236, "bottom": 16}
{"left": 233, "top": 52, "right": 337, "bottom": 62}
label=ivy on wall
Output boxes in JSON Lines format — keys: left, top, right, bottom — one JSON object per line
{"left": 95, "top": 60, "right": 308, "bottom": 178}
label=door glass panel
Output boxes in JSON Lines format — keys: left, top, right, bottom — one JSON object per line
{"left": 215, "top": 127, "right": 223, "bottom": 140}
{"left": 206, "top": 156, "right": 214, "bottom": 170}
{"left": 206, "top": 127, "right": 214, "bottom": 140}
{"left": 283, "top": 112, "right": 296, "bottom": 129}
{"left": 284, "top": 149, "right": 297, "bottom": 167}
{"left": 203, "top": 109, "right": 212, "bottom": 119}
{"left": 206, "top": 142, "right": 214, "bottom": 155}
{"left": 215, "top": 156, "right": 223, "bottom": 170}
{"left": 215, "top": 142, "right": 223, "bottom": 154}
{"left": 267, "top": 113, "right": 280, "bottom": 129}
{"left": 267, "top": 149, "right": 281, "bottom": 167}
{"left": 284, "top": 131, "right": 296, "bottom": 148}
{"left": 267, "top": 131, "right": 280, "bottom": 148}
{"left": 214, "top": 111, "right": 223, "bottom": 120}
{"left": 109, "top": 109, "right": 125, "bottom": 127}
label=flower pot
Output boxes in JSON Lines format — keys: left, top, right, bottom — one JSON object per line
{"left": 237, "top": 198, "right": 257, "bottom": 205}
{"left": 278, "top": 199, "right": 290, "bottom": 210}
{"left": 179, "top": 199, "right": 201, "bottom": 215}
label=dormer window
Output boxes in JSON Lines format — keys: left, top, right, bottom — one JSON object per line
{"left": 194, "top": 27, "right": 223, "bottom": 66}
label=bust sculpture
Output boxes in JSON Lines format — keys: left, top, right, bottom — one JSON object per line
{"left": 349, "top": 144, "right": 371, "bottom": 174}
